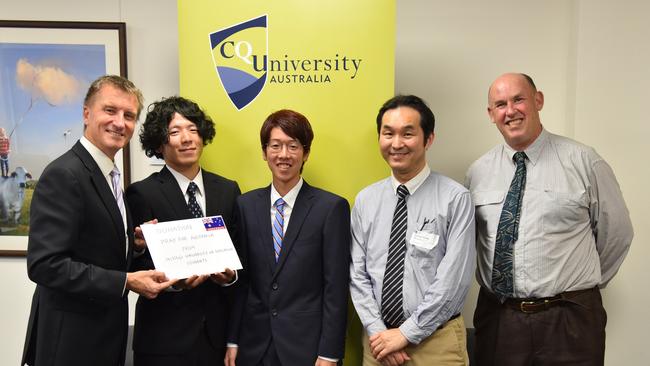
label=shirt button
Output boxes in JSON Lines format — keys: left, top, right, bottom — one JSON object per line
{"left": 271, "top": 309, "right": 278, "bottom": 317}
{"left": 272, "top": 283, "right": 279, "bottom": 290}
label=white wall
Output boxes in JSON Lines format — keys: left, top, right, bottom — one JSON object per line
{"left": 573, "top": 1, "right": 650, "bottom": 364}
{"left": 0, "top": 1, "right": 178, "bottom": 365}
{"left": 2, "top": 1, "right": 648, "bottom": 365}
{"left": 397, "top": 1, "right": 648, "bottom": 365}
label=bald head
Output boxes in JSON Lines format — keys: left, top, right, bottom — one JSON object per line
{"left": 488, "top": 73, "right": 537, "bottom": 101}
{"left": 487, "top": 73, "right": 544, "bottom": 151}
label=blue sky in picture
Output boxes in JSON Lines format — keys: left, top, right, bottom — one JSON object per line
{"left": 0, "top": 43, "right": 106, "bottom": 179}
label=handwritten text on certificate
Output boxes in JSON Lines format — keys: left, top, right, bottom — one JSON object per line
{"left": 140, "top": 216, "right": 243, "bottom": 279}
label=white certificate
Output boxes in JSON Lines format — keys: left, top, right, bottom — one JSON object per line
{"left": 140, "top": 215, "right": 243, "bottom": 279}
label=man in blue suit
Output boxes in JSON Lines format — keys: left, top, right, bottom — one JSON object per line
{"left": 226, "top": 109, "right": 351, "bottom": 366}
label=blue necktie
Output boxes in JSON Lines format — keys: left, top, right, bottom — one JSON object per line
{"left": 272, "top": 198, "right": 286, "bottom": 262}
{"left": 381, "top": 184, "right": 409, "bottom": 328}
{"left": 492, "top": 151, "right": 527, "bottom": 300}
{"left": 187, "top": 182, "right": 203, "bottom": 218}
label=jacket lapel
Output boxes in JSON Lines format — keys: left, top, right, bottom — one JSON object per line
{"left": 272, "top": 182, "right": 315, "bottom": 279}
{"left": 253, "top": 186, "right": 275, "bottom": 274}
{"left": 158, "top": 166, "right": 193, "bottom": 220}
{"left": 72, "top": 141, "right": 126, "bottom": 259}
{"left": 203, "top": 171, "right": 220, "bottom": 217}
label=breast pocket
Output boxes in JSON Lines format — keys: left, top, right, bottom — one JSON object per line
{"left": 472, "top": 191, "right": 505, "bottom": 241}
{"left": 542, "top": 191, "right": 589, "bottom": 234}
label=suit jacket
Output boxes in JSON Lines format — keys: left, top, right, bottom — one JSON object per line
{"left": 22, "top": 141, "right": 133, "bottom": 366}
{"left": 233, "top": 181, "right": 351, "bottom": 366}
{"left": 125, "top": 166, "right": 240, "bottom": 357}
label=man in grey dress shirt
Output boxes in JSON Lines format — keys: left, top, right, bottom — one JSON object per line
{"left": 465, "top": 73, "right": 633, "bottom": 365}
{"left": 350, "top": 95, "right": 476, "bottom": 366}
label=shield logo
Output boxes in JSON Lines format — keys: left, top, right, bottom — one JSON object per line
{"left": 209, "top": 15, "right": 268, "bottom": 110}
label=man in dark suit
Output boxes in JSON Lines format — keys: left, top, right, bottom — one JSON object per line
{"left": 226, "top": 109, "right": 351, "bottom": 366}
{"left": 22, "top": 75, "right": 177, "bottom": 366}
{"left": 125, "top": 96, "right": 241, "bottom": 366}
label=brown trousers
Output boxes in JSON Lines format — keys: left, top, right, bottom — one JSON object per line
{"left": 363, "top": 315, "right": 468, "bottom": 365}
{"left": 474, "top": 287, "right": 607, "bottom": 366}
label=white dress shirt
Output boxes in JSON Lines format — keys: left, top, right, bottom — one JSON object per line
{"left": 166, "top": 165, "right": 206, "bottom": 217}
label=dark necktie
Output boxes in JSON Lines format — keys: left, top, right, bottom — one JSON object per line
{"left": 492, "top": 151, "right": 527, "bottom": 300}
{"left": 187, "top": 182, "right": 203, "bottom": 218}
{"left": 381, "top": 184, "right": 410, "bottom": 328}
{"left": 272, "top": 198, "right": 286, "bottom": 262}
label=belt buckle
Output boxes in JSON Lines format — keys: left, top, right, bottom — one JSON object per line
{"left": 520, "top": 300, "right": 536, "bottom": 313}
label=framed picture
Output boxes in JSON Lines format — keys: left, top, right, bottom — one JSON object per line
{"left": 0, "top": 20, "right": 129, "bottom": 256}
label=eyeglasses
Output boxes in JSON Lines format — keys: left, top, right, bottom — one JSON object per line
{"left": 266, "top": 141, "right": 303, "bottom": 153}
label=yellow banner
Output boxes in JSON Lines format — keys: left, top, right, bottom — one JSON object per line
{"left": 179, "top": 1, "right": 395, "bottom": 363}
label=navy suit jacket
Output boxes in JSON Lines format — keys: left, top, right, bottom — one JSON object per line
{"left": 233, "top": 181, "right": 351, "bottom": 365}
{"left": 125, "top": 166, "right": 240, "bottom": 356}
{"left": 23, "top": 141, "right": 133, "bottom": 366}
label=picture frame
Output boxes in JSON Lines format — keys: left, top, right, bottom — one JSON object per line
{"left": 0, "top": 20, "right": 129, "bottom": 256}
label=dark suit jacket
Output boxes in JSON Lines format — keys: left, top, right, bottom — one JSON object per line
{"left": 125, "top": 166, "right": 240, "bottom": 357}
{"left": 233, "top": 181, "right": 351, "bottom": 366}
{"left": 22, "top": 141, "right": 133, "bottom": 366}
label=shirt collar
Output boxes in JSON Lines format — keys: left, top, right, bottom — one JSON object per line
{"left": 80, "top": 136, "right": 115, "bottom": 177}
{"left": 503, "top": 127, "right": 548, "bottom": 167}
{"left": 271, "top": 177, "right": 303, "bottom": 208}
{"left": 167, "top": 165, "right": 204, "bottom": 196}
{"left": 390, "top": 164, "right": 430, "bottom": 195}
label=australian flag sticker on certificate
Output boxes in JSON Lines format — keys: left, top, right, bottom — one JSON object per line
{"left": 140, "top": 215, "right": 243, "bottom": 279}
{"left": 204, "top": 216, "right": 225, "bottom": 230}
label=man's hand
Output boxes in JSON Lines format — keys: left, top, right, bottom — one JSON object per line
{"left": 380, "top": 350, "right": 411, "bottom": 366}
{"left": 133, "top": 219, "right": 158, "bottom": 251}
{"left": 183, "top": 274, "right": 209, "bottom": 289}
{"left": 173, "top": 274, "right": 209, "bottom": 290}
{"left": 369, "top": 328, "right": 409, "bottom": 361}
{"left": 315, "top": 358, "right": 337, "bottom": 366}
{"left": 210, "top": 268, "right": 235, "bottom": 285}
{"left": 126, "top": 270, "right": 177, "bottom": 299}
{"left": 225, "top": 346, "right": 237, "bottom": 366}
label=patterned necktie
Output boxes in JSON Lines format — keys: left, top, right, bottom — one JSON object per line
{"left": 272, "top": 198, "right": 286, "bottom": 262}
{"left": 381, "top": 184, "right": 410, "bottom": 328}
{"left": 187, "top": 182, "right": 203, "bottom": 218}
{"left": 109, "top": 166, "right": 126, "bottom": 221}
{"left": 492, "top": 151, "right": 527, "bottom": 301}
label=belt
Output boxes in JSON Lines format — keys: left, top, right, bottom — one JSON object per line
{"left": 501, "top": 287, "right": 595, "bottom": 314}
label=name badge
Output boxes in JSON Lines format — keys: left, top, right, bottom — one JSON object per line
{"left": 409, "top": 230, "right": 438, "bottom": 250}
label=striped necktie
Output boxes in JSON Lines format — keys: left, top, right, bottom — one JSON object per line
{"left": 109, "top": 166, "right": 126, "bottom": 222}
{"left": 272, "top": 198, "right": 286, "bottom": 262}
{"left": 381, "top": 184, "right": 410, "bottom": 328}
{"left": 492, "top": 151, "right": 527, "bottom": 301}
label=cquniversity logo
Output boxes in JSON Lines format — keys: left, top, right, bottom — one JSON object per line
{"left": 209, "top": 15, "right": 268, "bottom": 110}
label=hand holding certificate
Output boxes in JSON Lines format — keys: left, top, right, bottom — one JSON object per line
{"left": 140, "top": 215, "right": 243, "bottom": 279}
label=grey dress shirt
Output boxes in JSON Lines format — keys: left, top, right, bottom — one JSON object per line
{"left": 350, "top": 165, "right": 476, "bottom": 344}
{"left": 465, "top": 129, "right": 633, "bottom": 298}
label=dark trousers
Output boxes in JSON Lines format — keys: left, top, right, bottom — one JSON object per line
{"left": 474, "top": 286, "right": 607, "bottom": 366}
{"left": 134, "top": 324, "right": 223, "bottom": 366}
{"left": 258, "top": 340, "right": 282, "bottom": 366}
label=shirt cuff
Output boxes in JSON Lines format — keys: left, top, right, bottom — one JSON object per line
{"left": 132, "top": 247, "right": 146, "bottom": 258}
{"left": 227, "top": 343, "right": 238, "bottom": 348}
{"left": 318, "top": 356, "right": 338, "bottom": 362}
{"left": 399, "top": 317, "right": 429, "bottom": 345}
{"left": 220, "top": 270, "right": 238, "bottom": 287}
{"left": 122, "top": 274, "right": 128, "bottom": 296}
{"left": 366, "top": 318, "right": 388, "bottom": 337}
